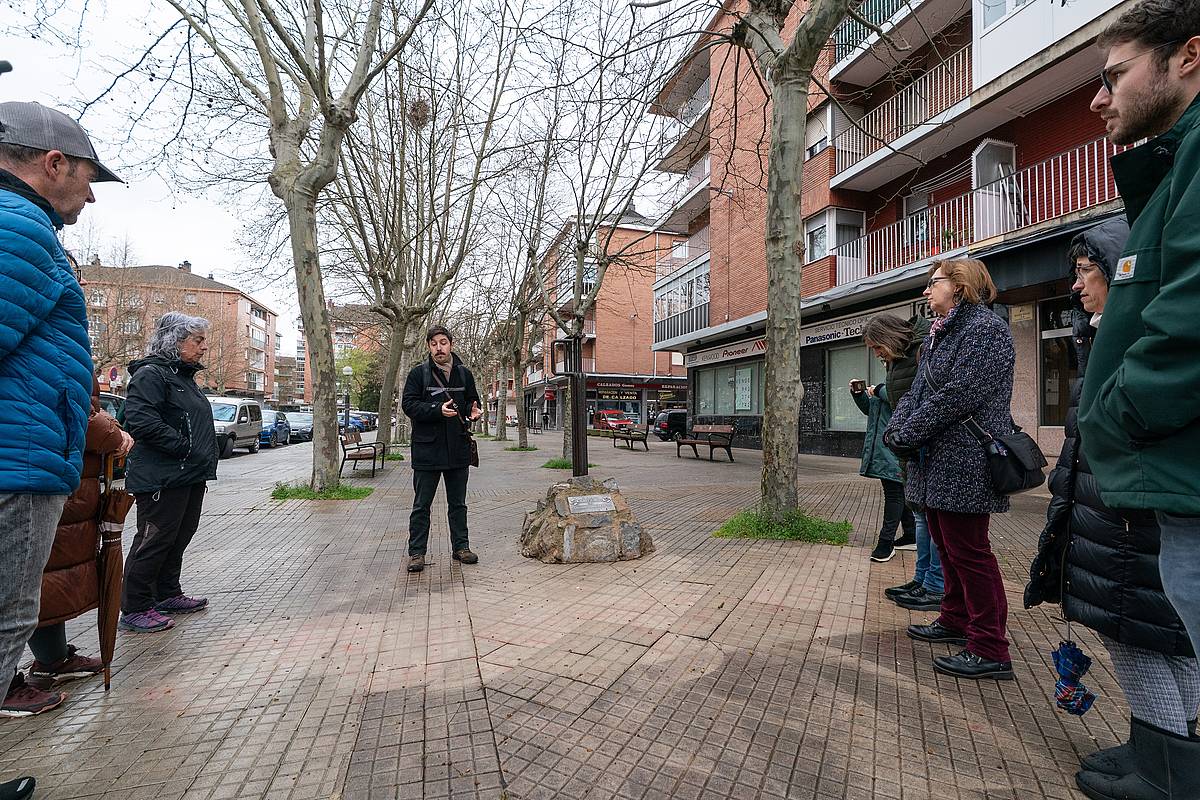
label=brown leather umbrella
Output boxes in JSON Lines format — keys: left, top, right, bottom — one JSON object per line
{"left": 97, "top": 461, "right": 133, "bottom": 692}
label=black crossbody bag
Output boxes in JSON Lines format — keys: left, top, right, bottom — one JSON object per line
{"left": 430, "top": 365, "right": 479, "bottom": 468}
{"left": 923, "top": 362, "right": 1047, "bottom": 495}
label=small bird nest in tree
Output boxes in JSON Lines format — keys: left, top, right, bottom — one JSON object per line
{"left": 407, "top": 99, "right": 430, "bottom": 130}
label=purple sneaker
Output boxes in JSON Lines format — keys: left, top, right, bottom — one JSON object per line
{"left": 119, "top": 609, "right": 176, "bottom": 633}
{"left": 155, "top": 595, "right": 209, "bottom": 614}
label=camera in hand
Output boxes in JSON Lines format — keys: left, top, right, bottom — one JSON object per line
{"left": 849, "top": 379, "right": 866, "bottom": 393}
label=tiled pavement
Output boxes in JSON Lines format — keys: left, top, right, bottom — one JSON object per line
{"left": 0, "top": 432, "right": 1128, "bottom": 799}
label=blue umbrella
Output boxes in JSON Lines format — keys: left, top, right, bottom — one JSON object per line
{"left": 1053, "top": 637, "right": 1096, "bottom": 716}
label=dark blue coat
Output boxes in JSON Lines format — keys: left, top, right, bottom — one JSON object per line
{"left": 0, "top": 181, "right": 93, "bottom": 494}
{"left": 402, "top": 353, "right": 481, "bottom": 471}
{"left": 887, "top": 301, "right": 1015, "bottom": 515}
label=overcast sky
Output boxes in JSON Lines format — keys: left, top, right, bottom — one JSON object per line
{"left": 0, "top": 12, "right": 302, "bottom": 354}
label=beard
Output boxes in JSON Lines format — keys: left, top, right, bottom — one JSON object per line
{"left": 1109, "top": 78, "right": 1188, "bottom": 145}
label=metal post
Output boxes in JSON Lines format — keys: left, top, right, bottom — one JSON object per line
{"left": 570, "top": 333, "right": 588, "bottom": 477}
{"left": 343, "top": 387, "right": 350, "bottom": 430}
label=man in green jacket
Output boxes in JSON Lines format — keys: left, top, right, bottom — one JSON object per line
{"left": 1077, "top": 2, "right": 1200, "bottom": 797}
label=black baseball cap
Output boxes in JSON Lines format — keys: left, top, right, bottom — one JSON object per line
{"left": 0, "top": 101, "right": 122, "bottom": 182}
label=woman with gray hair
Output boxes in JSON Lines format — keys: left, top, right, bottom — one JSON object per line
{"left": 119, "top": 312, "right": 218, "bottom": 633}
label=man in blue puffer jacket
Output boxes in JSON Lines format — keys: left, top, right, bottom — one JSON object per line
{"left": 0, "top": 101, "right": 119, "bottom": 740}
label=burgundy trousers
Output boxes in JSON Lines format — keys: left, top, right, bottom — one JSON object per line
{"left": 925, "top": 509, "right": 1011, "bottom": 663}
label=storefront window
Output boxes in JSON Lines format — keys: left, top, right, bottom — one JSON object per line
{"left": 1040, "top": 296, "right": 1078, "bottom": 427}
{"left": 827, "top": 344, "right": 887, "bottom": 432}
{"left": 694, "top": 360, "right": 764, "bottom": 416}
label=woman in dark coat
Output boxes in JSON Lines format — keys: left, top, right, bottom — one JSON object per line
{"left": 119, "top": 312, "right": 218, "bottom": 633}
{"left": 886, "top": 258, "right": 1016, "bottom": 681}
{"left": 1026, "top": 219, "right": 1197, "bottom": 797}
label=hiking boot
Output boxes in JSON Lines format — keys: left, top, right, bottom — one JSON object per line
{"left": 906, "top": 621, "right": 968, "bottom": 645}
{"left": 933, "top": 649, "right": 1015, "bottom": 681}
{"left": 870, "top": 539, "right": 895, "bottom": 563}
{"left": 893, "top": 532, "right": 917, "bottom": 550}
{"left": 885, "top": 579, "right": 921, "bottom": 599}
{"left": 1, "top": 673, "right": 66, "bottom": 718}
{"left": 0, "top": 776, "right": 36, "bottom": 800}
{"left": 453, "top": 549, "right": 479, "bottom": 565}
{"left": 407, "top": 555, "right": 426, "bottom": 573}
{"left": 895, "top": 587, "right": 945, "bottom": 612}
{"left": 29, "top": 645, "right": 102, "bottom": 683}
{"left": 155, "top": 594, "right": 209, "bottom": 614}
{"left": 119, "top": 609, "right": 176, "bottom": 633}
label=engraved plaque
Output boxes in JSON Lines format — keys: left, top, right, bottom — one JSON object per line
{"left": 566, "top": 494, "right": 617, "bottom": 514}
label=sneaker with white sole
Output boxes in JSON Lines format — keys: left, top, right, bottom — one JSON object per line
{"left": 29, "top": 645, "right": 102, "bottom": 683}
{"left": 870, "top": 539, "right": 896, "bottom": 562}
{"left": 1, "top": 673, "right": 66, "bottom": 717}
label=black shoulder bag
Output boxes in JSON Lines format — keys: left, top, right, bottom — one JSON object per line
{"left": 430, "top": 365, "right": 479, "bottom": 468}
{"left": 923, "top": 362, "right": 1047, "bottom": 495}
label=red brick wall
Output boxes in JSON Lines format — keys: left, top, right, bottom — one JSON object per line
{"left": 802, "top": 256, "right": 837, "bottom": 298}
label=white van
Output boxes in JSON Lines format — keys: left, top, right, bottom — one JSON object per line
{"left": 210, "top": 398, "right": 263, "bottom": 458}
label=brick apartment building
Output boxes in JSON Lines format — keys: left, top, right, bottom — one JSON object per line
{"left": 649, "top": 0, "right": 1133, "bottom": 456}
{"left": 294, "top": 304, "right": 387, "bottom": 407}
{"left": 522, "top": 213, "right": 688, "bottom": 429}
{"left": 273, "top": 355, "right": 301, "bottom": 406}
{"left": 82, "top": 260, "right": 278, "bottom": 400}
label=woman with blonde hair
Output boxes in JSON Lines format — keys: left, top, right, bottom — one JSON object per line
{"left": 885, "top": 259, "right": 1017, "bottom": 680}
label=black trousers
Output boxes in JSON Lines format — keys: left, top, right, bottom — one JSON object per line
{"left": 408, "top": 468, "right": 470, "bottom": 556}
{"left": 121, "top": 483, "right": 206, "bottom": 614}
{"left": 879, "top": 478, "right": 915, "bottom": 544}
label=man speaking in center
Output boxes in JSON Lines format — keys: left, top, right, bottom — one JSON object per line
{"left": 402, "top": 325, "right": 482, "bottom": 574}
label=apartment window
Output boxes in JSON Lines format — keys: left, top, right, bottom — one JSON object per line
{"left": 827, "top": 344, "right": 887, "bottom": 432}
{"left": 117, "top": 290, "right": 143, "bottom": 308}
{"left": 88, "top": 289, "right": 107, "bottom": 307}
{"left": 153, "top": 291, "right": 165, "bottom": 304}
{"left": 902, "top": 193, "right": 930, "bottom": 246}
{"left": 805, "top": 103, "right": 831, "bottom": 161}
{"left": 118, "top": 318, "right": 141, "bottom": 336}
{"left": 87, "top": 319, "right": 108, "bottom": 337}
{"left": 184, "top": 293, "right": 198, "bottom": 305}
{"left": 805, "top": 221, "right": 827, "bottom": 263}
{"left": 251, "top": 307, "right": 268, "bottom": 321}
{"left": 1040, "top": 297, "right": 1077, "bottom": 427}
{"left": 981, "top": 0, "right": 1031, "bottom": 28}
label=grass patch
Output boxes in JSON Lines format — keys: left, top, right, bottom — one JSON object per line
{"left": 272, "top": 483, "right": 375, "bottom": 501}
{"left": 505, "top": 446, "right": 539, "bottom": 452}
{"left": 474, "top": 433, "right": 496, "bottom": 440}
{"left": 385, "top": 452, "right": 406, "bottom": 461}
{"left": 540, "top": 458, "right": 598, "bottom": 469}
{"left": 713, "top": 508, "right": 851, "bottom": 545}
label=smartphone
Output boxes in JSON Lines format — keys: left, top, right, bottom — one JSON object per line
{"left": 850, "top": 379, "right": 866, "bottom": 393}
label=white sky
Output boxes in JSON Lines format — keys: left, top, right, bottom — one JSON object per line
{"left": 0, "top": 15, "right": 302, "bottom": 354}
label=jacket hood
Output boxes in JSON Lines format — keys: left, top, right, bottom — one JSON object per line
{"left": 0, "top": 169, "right": 64, "bottom": 229}
{"left": 1068, "top": 216, "right": 1131, "bottom": 284}
{"left": 129, "top": 354, "right": 203, "bottom": 377}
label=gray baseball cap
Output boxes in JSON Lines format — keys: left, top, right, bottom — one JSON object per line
{"left": 0, "top": 101, "right": 122, "bottom": 183}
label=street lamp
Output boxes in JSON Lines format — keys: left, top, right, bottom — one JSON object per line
{"left": 342, "top": 365, "right": 353, "bottom": 430}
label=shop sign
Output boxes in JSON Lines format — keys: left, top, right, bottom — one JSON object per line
{"left": 598, "top": 390, "right": 638, "bottom": 401}
{"left": 800, "top": 298, "right": 926, "bottom": 348}
{"left": 685, "top": 337, "right": 767, "bottom": 368}
{"left": 594, "top": 380, "right": 635, "bottom": 388}
{"left": 544, "top": 390, "right": 556, "bottom": 400}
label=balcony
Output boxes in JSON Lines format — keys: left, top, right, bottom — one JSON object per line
{"left": 830, "top": 136, "right": 1127, "bottom": 288}
{"left": 833, "top": 46, "right": 972, "bottom": 180}
{"left": 656, "top": 158, "right": 711, "bottom": 232}
{"left": 655, "top": 78, "right": 710, "bottom": 173}
{"left": 830, "top": 0, "right": 966, "bottom": 86}
{"left": 553, "top": 357, "right": 596, "bottom": 374}
{"left": 526, "top": 368, "right": 544, "bottom": 385}
{"left": 654, "top": 303, "right": 709, "bottom": 346}
{"left": 656, "top": 233, "right": 710, "bottom": 283}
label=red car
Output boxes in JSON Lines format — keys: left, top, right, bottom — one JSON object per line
{"left": 593, "top": 410, "right": 634, "bottom": 430}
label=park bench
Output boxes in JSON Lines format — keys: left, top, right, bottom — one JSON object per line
{"left": 339, "top": 431, "right": 386, "bottom": 477}
{"left": 676, "top": 424, "right": 735, "bottom": 462}
{"left": 611, "top": 424, "right": 649, "bottom": 451}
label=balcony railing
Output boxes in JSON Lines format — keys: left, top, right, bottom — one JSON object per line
{"left": 654, "top": 302, "right": 709, "bottom": 345}
{"left": 834, "top": 46, "right": 972, "bottom": 175}
{"left": 554, "top": 357, "right": 596, "bottom": 374}
{"left": 831, "top": 137, "right": 1128, "bottom": 287}
{"left": 833, "top": 0, "right": 910, "bottom": 63}
{"left": 656, "top": 242, "right": 710, "bottom": 282}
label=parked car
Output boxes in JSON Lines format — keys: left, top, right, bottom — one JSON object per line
{"left": 98, "top": 391, "right": 125, "bottom": 425}
{"left": 506, "top": 414, "right": 518, "bottom": 427}
{"left": 288, "top": 412, "right": 313, "bottom": 442}
{"left": 210, "top": 398, "right": 263, "bottom": 458}
{"left": 654, "top": 410, "right": 688, "bottom": 442}
{"left": 260, "top": 410, "right": 292, "bottom": 448}
{"left": 350, "top": 410, "right": 377, "bottom": 431}
{"left": 593, "top": 410, "right": 634, "bottom": 430}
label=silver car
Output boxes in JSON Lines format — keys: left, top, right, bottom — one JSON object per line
{"left": 210, "top": 398, "right": 263, "bottom": 458}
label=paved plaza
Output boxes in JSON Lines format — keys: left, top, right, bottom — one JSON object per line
{"left": 1, "top": 432, "right": 1127, "bottom": 799}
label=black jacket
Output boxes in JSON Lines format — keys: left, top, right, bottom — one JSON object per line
{"left": 1025, "top": 218, "right": 1192, "bottom": 656}
{"left": 123, "top": 355, "right": 219, "bottom": 494}
{"left": 886, "top": 314, "right": 932, "bottom": 410}
{"left": 402, "top": 354, "right": 481, "bottom": 471}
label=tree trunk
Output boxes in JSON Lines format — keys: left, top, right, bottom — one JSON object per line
{"left": 376, "top": 315, "right": 406, "bottom": 449}
{"left": 514, "top": 346, "right": 528, "bottom": 449}
{"left": 495, "top": 360, "right": 509, "bottom": 442}
{"left": 759, "top": 68, "right": 809, "bottom": 519}
{"left": 284, "top": 190, "right": 341, "bottom": 491}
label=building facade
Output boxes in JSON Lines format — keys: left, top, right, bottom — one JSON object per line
{"left": 523, "top": 214, "right": 688, "bottom": 429}
{"left": 649, "top": 0, "right": 1133, "bottom": 457}
{"left": 82, "top": 260, "right": 278, "bottom": 400}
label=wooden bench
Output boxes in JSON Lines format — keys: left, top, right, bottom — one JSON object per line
{"left": 611, "top": 424, "right": 649, "bottom": 451}
{"left": 677, "top": 424, "right": 735, "bottom": 462}
{"left": 340, "top": 431, "right": 385, "bottom": 477}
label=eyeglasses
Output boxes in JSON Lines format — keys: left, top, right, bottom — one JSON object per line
{"left": 926, "top": 276, "right": 951, "bottom": 290}
{"left": 1073, "top": 264, "right": 1100, "bottom": 280}
{"left": 1100, "top": 40, "right": 1181, "bottom": 93}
